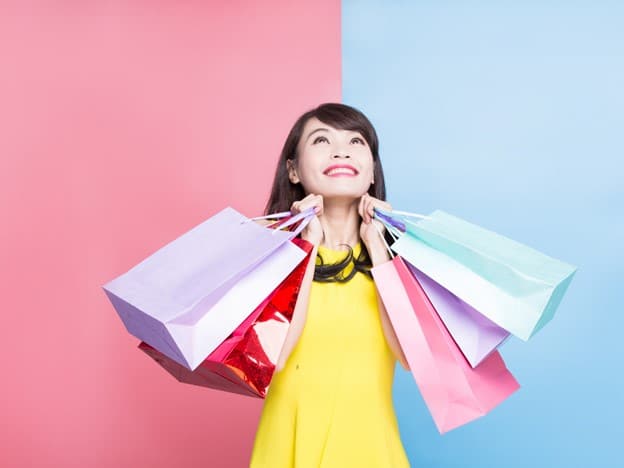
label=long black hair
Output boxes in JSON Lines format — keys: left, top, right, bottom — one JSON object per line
{"left": 264, "top": 103, "right": 392, "bottom": 282}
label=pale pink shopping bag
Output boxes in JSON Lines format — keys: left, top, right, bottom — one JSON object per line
{"left": 372, "top": 256, "right": 520, "bottom": 434}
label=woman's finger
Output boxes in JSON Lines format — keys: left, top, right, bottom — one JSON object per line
{"left": 374, "top": 201, "right": 392, "bottom": 219}
{"left": 313, "top": 194, "right": 324, "bottom": 216}
{"left": 367, "top": 196, "right": 377, "bottom": 224}
{"left": 292, "top": 193, "right": 324, "bottom": 216}
{"left": 369, "top": 198, "right": 392, "bottom": 223}
{"left": 363, "top": 197, "right": 371, "bottom": 224}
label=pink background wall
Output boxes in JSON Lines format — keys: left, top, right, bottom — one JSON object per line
{"left": 0, "top": 2, "right": 340, "bottom": 466}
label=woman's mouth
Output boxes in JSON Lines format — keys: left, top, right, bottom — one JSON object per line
{"left": 323, "top": 165, "right": 359, "bottom": 177}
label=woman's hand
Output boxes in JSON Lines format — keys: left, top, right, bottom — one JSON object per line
{"left": 359, "top": 194, "right": 392, "bottom": 264}
{"left": 291, "top": 194, "right": 324, "bottom": 246}
{"left": 358, "top": 194, "right": 392, "bottom": 249}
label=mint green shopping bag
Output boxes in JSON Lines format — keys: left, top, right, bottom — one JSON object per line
{"left": 375, "top": 208, "right": 577, "bottom": 341}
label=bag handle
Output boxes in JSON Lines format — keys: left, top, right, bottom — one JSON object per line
{"left": 243, "top": 211, "right": 292, "bottom": 223}
{"left": 285, "top": 212, "right": 314, "bottom": 238}
{"left": 271, "top": 207, "right": 315, "bottom": 234}
{"left": 372, "top": 220, "right": 395, "bottom": 259}
{"left": 241, "top": 208, "right": 315, "bottom": 237}
{"left": 389, "top": 209, "right": 430, "bottom": 219}
{"left": 373, "top": 207, "right": 434, "bottom": 235}
{"left": 373, "top": 209, "right": 406, "bottom": 233}
{"left": 372, "top": 212, "right": 401, "bottom": 239}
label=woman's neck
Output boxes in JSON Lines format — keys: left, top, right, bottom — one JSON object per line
{"left": 318, "top": 198, "right": 361, "bottom": 250}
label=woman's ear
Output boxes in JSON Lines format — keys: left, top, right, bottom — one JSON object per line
{"left": 286, "top": 159, "right": 300, "bottom": 184}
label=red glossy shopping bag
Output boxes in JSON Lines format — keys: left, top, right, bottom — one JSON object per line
{"left": 139, "top": 237, "right": 313, "bottom": 398}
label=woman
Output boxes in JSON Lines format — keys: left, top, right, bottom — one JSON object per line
{"left": 250, "top": 103, "right": 410, "bottom": 467}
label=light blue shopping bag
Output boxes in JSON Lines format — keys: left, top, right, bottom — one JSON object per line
{"left": 375, "top": 208, "right": 577, "bottom": 341}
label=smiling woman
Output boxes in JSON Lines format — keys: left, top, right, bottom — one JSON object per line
{"left": 265, "top": 105, "right": 387, "bottom": 214}
{"left": 250, "top": 103, "right": 410, "bottom": 468}
{"left": 265, "top": 105, "right": 394, "bottom": 284}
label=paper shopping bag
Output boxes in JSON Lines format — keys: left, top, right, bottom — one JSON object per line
{"left": 372, "top": 256, "right": 520, "bottom": 434}
{"left": 405, "top": 262, "right": 510, "bottom": 368}
{"left": 102, "top": 206, "right": 313, "bottom": 370}
{"left": 139, "top": 238, "right": 313, "bottom": 397}
{"left": 377, "top": 209, "right": 577, "bottom": 341}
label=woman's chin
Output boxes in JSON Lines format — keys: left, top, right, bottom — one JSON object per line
{"left": 314, "top": 182, "right": 369, "bottom": 197}
{"left": 321, "top": 191, "right": 369, "bottom": 203}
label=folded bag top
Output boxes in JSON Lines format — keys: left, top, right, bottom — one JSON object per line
{"left": 103, "top": 207, "right": 313, "bottom": 323}
{"left": 405, "top": 210, "right": 575, "bottom": 295}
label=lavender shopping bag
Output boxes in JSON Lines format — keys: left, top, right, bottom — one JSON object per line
{"left": 102, "top": 206, "right": 313, "bottom": 371}
{"left": 405, "top": 262, "right": 510, "bottom": 368}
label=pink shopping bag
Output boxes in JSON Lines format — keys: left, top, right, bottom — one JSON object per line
{"left": 372, "top": 256, "right": 520, "bottom": 434}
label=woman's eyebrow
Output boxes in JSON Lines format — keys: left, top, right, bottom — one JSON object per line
{"left": 305, "top": 127, "right": 330, "bottom": 142}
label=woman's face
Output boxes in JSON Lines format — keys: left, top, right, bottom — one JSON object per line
{"left": 287, "top": 117, "right": 375, "bottom": 200}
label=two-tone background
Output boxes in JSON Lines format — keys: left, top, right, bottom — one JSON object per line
{"left": 1, "top": 1, "right": 621, "bottom": 467}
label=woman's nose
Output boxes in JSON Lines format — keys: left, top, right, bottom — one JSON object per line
{"left": 332, "top": 151, "right": 350, "bottom": 158}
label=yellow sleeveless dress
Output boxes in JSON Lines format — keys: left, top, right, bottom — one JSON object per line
{"left": 249, "top": 241, "right": 410, "bottom": 468}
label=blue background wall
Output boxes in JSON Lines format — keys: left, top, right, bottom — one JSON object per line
{"left": 343, "top": 1, "right": 623, "bottom": 466}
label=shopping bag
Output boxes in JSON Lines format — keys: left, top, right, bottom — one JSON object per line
{"left": 102, "top": 206, "right": 314, "bottom": 370}
{"left": 405, "top": 262, "right": 510, "bottom": 368}
{"left": 372, "top": 256, "right": 520, "bottom": 434}
{"left": 139, "top": 237, "right": 313, "bottom": 398}
{"left": 375, "top": 208, "right": 577, "bottom": 341}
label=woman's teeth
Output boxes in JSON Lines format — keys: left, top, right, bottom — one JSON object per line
{"left": 326, "top": 168, "right": 356, "bottom": 176}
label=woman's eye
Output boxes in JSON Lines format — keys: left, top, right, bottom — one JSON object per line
{"left": 313, "top": 136, "right": 329, "bottom": 144}
{"left": 351, "top": 137, "right": 365, "bottom": 144}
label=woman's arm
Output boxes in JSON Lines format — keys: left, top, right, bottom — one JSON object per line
{"left": 253, "top": 217, "right": 313, "bottom": 372}
{"left": 367, "top": 238, "right": 410, "bottom": 371}
{"left": 255, "top": 198, "right": 324, "bottom": 373}
{"left": 274, "top": 242, "right": 318, "bottom": 372}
